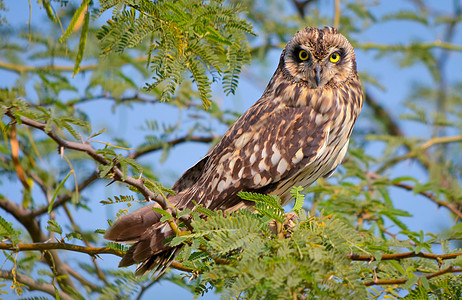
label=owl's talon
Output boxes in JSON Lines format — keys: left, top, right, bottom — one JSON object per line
{"left": 269, "top": 212, "right": 300, "bottom": 237}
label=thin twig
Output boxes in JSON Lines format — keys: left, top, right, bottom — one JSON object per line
{"left": 392, "top": 181, "right": 462, "bottom": 219}
{"left": 29, "top": 171, "right": 98, "bottom": 217}
{"left": 420, "top": 135, "right": 462, "bottom": 150}
{"left": 130, "top": 135, "right": 216, "bottom": 159}
{"left": 358, "top": 41, "right": 462, "bottom": 52}
{"left": 0, "top": 57, "right": 147, "bottom": 74}
{"left": 333, "top": 0, "right": 341, "bottom": 28}
{"left": 63, "top": 265, "right": 102, "bottom": 292}
{"left": 367, "top": 172, "right": 462, "bottom": 220}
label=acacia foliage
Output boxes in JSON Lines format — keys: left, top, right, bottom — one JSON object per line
{"left": 1, "top": 0, "right": 462, "bottom": 299}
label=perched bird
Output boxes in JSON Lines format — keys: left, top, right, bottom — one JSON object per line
{"left": 105, "top": 26, "right": 363, "bottom": 276}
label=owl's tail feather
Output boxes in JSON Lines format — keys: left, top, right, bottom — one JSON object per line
{"left": 104, "top": 203, "right": 180, "bottom": 277}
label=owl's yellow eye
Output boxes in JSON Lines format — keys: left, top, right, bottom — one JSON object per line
{"left": 329, "top": 52, "right": 340, "bottom": 63}
{"left": 298, "top": 50, "right": 309, "bottom": 61}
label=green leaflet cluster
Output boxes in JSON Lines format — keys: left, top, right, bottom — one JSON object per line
{"left": 172, "top": 188, "right": 369, "bottom": 299}
{"left": 97, "top": 0, "right": 254, "bottom": 107}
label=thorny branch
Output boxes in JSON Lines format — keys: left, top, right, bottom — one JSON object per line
{"left": 3, "top": 105, "right": 169, "bottom": 210}
{"left": 0, "top": 242, "right": 124, "bottom": 256}
{"left": 24, "top": 133, "right": 215, "bottom": 217}
{"left": 0, "top": 242, "right": 192, "bottom": 273}
{"left": 3, "top": 241, "right": 462, "bottom": 288}
{"left": 130, "top": 135, "right": 216, "bottom": 160}
{"left": 0, "top": 197, "right": 76, "bottom": 291}
{"left": 0, "top": 270, "right": 74, "bottom": 300}
{"left": 364, "top": 266, "right": 462, "bottom": 287}
{"left": 349, "top": 251, "right": 462, "bottom": 262}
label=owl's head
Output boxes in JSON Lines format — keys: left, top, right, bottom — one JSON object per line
{"left": 282, "top": 27, "right": 357, "bottom": 89}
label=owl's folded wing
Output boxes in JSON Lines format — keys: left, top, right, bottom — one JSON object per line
{"left": 190, "top": 104, "right": 330, "bottom": 210}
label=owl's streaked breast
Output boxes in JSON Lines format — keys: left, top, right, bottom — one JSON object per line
{"left": 268, "top": 77, "right": 363, "bottom": 206}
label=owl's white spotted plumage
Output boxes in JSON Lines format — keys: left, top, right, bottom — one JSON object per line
{"left": 105, "top": 26, "right": 363, "bottom": 275}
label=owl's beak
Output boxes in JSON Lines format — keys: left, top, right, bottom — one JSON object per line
{"left": 314, "top": 64, "right": 322, "bottom": 87}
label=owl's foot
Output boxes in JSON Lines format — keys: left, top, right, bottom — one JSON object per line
{"left": 269, "top": 212, "right": 300, "bottom": 238}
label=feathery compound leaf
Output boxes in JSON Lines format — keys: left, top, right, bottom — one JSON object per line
{"left": 98, "top": 0, "right": 254, "bottom": 107}
{"left": 193, "top": 204, "right": 218, "bottom": 218}
{"left": 237, "top": 191, "right": 282, "bottom": 209}
{"left": 290, "top": 186, "right": 305, "bottom": 213}
{"left": 0, "top": 216, "right": 16, "bottom": 237}
{"left": 46, "top": 220, "right": 62, "bottom": 235}
{"left": 106, "top": 241, "right": 129, "bottom": 254}
{"left": 100, "top": 195, "right": 136, "bottom": 205}
{"left": 238, "top": 191, "right": 285, "bottom": 222}
{"left": 187, "top": 58, "right": 212, "bottom": 108}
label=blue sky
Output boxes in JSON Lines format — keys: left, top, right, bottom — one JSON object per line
{"left": 1, "top": 0, "right": 462, "bottom": 299}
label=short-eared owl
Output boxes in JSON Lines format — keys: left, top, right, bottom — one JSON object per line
{"left": 105, "top": 26, "right": 363, "bottom": 275}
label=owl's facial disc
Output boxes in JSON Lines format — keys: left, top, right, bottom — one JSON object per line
{"left": 282, "top": 27, "right": 356, "bottom": 89}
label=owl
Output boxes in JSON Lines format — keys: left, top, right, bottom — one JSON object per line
{"left": 105, "top": 26, "right": 363, "bottom": 276}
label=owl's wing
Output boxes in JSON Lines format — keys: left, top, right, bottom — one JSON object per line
{"left": 193, "top": 103, "right": 330, "bottom": 210}
{"left": 171, "top": 154, "right": 210, "bottom": 193}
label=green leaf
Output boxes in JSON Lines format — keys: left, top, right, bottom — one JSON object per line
{"left": 403, "top": 274, "right": 419, "bottom": 290}
{"left": 420, "top": 276, "right": 430, "bottom": 291}
{"left": 152, "top": 206, "right": 173, "bottom": 219}
{"left": 170, "top": 236, "right": 188, "bottom": 247}
{"left": 89, "top": 128, "right": 107, "bottom": 139}
{"left": 389, "top": 260, "right": 405, "bottom": 275}
{"left": 48, "top": 171, "right": 73, "bottom": 214}
{"left": 65, "top": 232, "right": 83, "bottom": 241}
{"left": 59, "top": 0, "right": 91, "bottom": 43}
{"left": 43, "top": 0, "right": 57, "bottom": 23}
{"left": 73, "top": 11, "right": 90, "bottom": 77}
{"left": 94, "top": 229, "right": 106, "bottom": 235}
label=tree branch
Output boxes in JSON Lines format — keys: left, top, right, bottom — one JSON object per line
{"left": 333, "top": 0, "right": 341, "bottom": 28}
{"left": 0, "top": 197, "right": 76, "bottom": 291}
{"left": 364, "top": 266, "right": 462, "bottom": 287}
{"left": 4, "top": 106, "right": 168, "bottom": 210}
{"left": 63, "top": 265, "right": 102, "bottom": 292}
{"left": 0, "top": 57, "right": 147, "bottom": 74}
{"left": 0, "top": 242, "right": 124, "bottom": 257}
{"left": 367, "top": 172, "right": 462, "bottom": 220}
{"left": 0, "top": 242, "right": 193, "bottom": 273}
{"left": 393, "top": 181, "right": 462, "bottom": 220}
{"left": 0, "top": 270, "right": 74, "bottom": 300}
{"left": 349, "top": 251, "right": 462, "bottom": 262}
{"left": 0, "top": 59, "right": 98, "bottom": 74}
{"left": 358, "top": 41, "right": 462, "bottom": 52}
